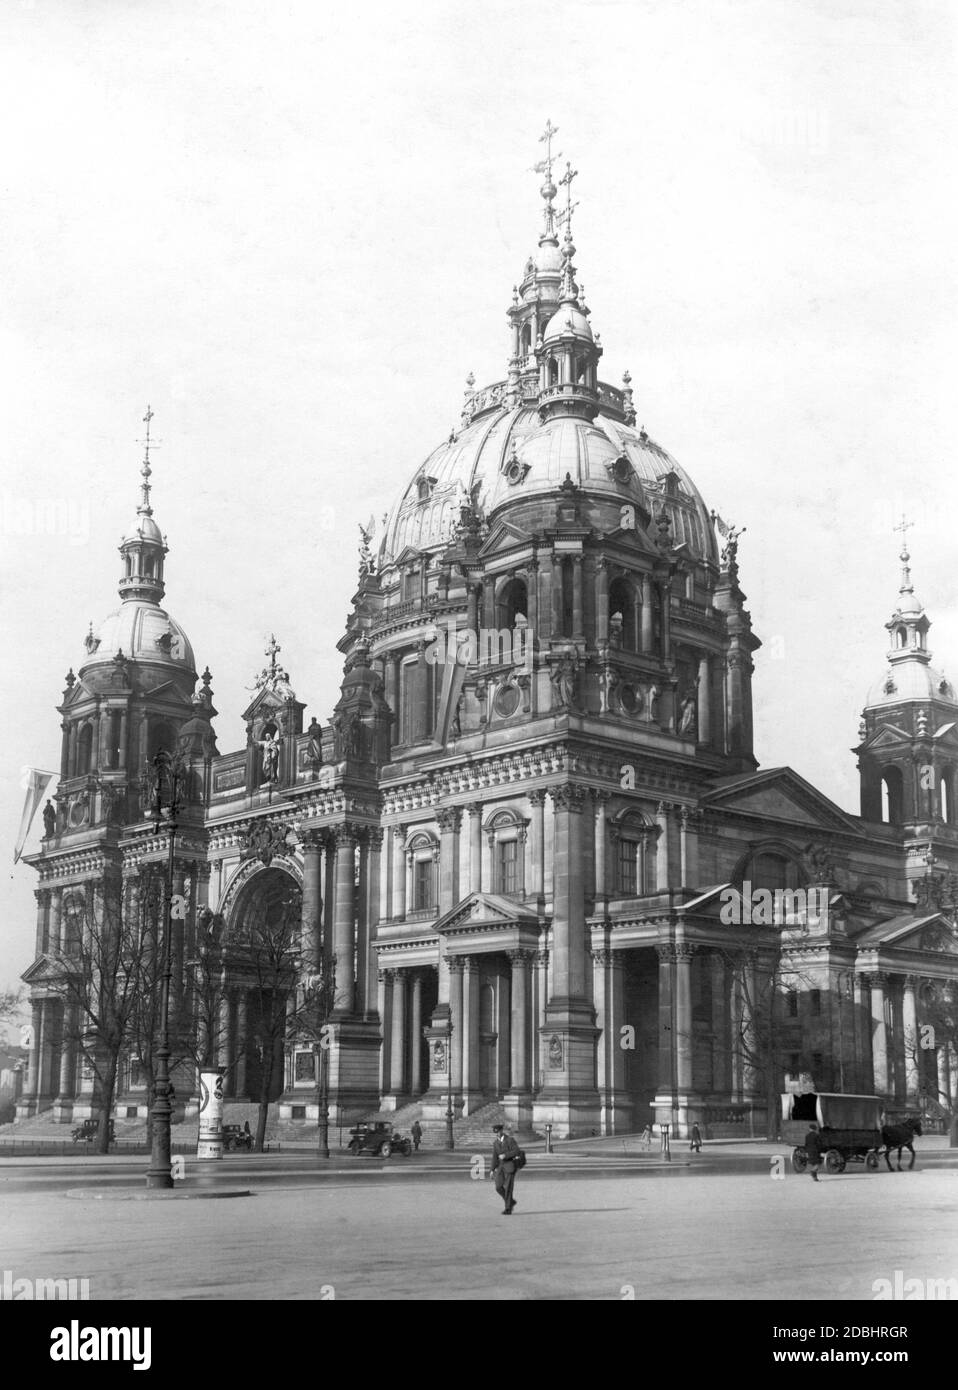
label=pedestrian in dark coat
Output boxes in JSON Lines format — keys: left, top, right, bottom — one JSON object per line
{"left": 490, "top": 1123, "right": 521, "bottom": 1214}
{"left": 689, "top": 1123, "right": 702, "bottom": 1153}
{"left": 410, "top": 1120, "right": 423, "bottom": 1151}
{"left": 804, "top": 1122, "right": 823, "bottom": 1182}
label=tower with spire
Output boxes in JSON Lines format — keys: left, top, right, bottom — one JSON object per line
{"left": 857, "top": 520, "right": 958, "bottom": 836}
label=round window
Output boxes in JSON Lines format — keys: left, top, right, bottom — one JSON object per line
{"left": 494, "top": 684, "right": 520, "bottom": 718}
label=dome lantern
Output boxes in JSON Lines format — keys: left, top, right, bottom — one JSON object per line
{"left": 118, "top": 405, "right": 168, "bottom": 605}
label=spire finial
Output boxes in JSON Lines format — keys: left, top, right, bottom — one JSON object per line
{"left": 894, "top": 513, "right": 914, "bottom": 593}
{"left": 136, "top": 404, "right": 158, "bottom": 516}
{"left": 557, "top": 162, "right": 580, "bottom": 300}
{"left": 531, "top": 120, "right": 561, "bottom": 243}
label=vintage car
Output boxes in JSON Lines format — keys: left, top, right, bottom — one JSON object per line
{"left": 222, "top": 1123, "right": 253, "bottom": 1151}
{"left": 347, "top": 1120, "right": 412, "bottom": 1157}
{"left": 72, "top": 1117, "right": 116, "bottom": 1144}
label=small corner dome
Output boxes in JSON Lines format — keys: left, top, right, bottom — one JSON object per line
{"left": 123, "top": 514, "right": 165, "bottom": 546}
{"left": 866, "top": 661, "right": 955, "bottom": 707}
{"left": 542, "top": 304, "right": 593, "bottom": 343}
{"left": 82, "top": 602, "right": 195, "bottom": 672}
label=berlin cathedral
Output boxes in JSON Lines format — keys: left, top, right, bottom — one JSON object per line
{"left": 17, "top": 132, "right": 958, "bottom": 1140}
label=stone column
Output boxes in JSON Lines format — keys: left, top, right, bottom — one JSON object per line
{"left": 437, "top": 807, "right": 461, "bottom": 913}
{"left": 595, "top": 558, "right": 609, "bottom": 644}
{"left": 551, "top": 552, "right": 564, "bottom": 634}
{"left": 172, "top": 861, "right": 186, "bottom": 994}
{"left": 571, "top": 555, "right": 584, "bottom": 639}
{"left": 389, "top": 970, "right": 406, "bottom": 1095}
{"left": 710, "top": 951, "right": 728, "bottom": 1094}
{"left": 385, "top": 654, "right": 400, "bottom": 747}
{"left": 697, "top": 655, "right": 711, "bottom": 746}
{"left": 332, "top": 827, "right": 356, "bottom": 1014}
{"left": 528, "top": 791, "right": 545, "bottom": 902}
{"left": 301, "top": 833, "right": 323, "bottom": 973}
{"left": 655, "top": 945, "right": 676, "bottom": 1104}
{"left": 740, "top": 954, "right": 759, "bottom": 1097}
{"left": 467, "top": 804, "right": 482, "bottom": 893}
{"left": 549, "top": 786, "right": 588, "bottom": 999}
{"left": 655, "top": 803, "right": 670, "bottom": 889}
{"left": 526, "top": 559, "right": 539, "bottom": 634}
{"left": 870, "top": 972, "right": 889, "bottom": 1096}
{"left": 675, "top": 942, "right": 695, "bottom": 1097}
{"left": 593, "top": 947, "right": 629, "bottom": 1133}
{"left": 508, "top": 950, "right": 532, "bottom": 1093}
{"left": 379, "top": 970, "right": 394, "bottom": 1094}
{"left": 449, "top": 957, "right": 465, "bottom": 1108}
{"left": 902, "top": 975, "right": 920, "bottom": 1101}
{"left": 29, "top": 1001, "right": 43, "bottom": 1103}
{"left": 410, "top": 972, "right": 424, "bottom": 1096}
{"left": 937, "top": 1042, "right": 951, "bottom": 1112}
{"left": 534, "top": 949, "right": 549, "bottom": 1092}
{"left": 538, "top": 553, "right": 554, "bottom": 641}
{"left": 640, "top": 574, "right": 653, "bottom": 651}
{"left": 118, "top": 710, "right": 128, "bottom": 769}
{"left": 462, "top": 958, "right": 480, "bottom": 1104}
{"left": 391, "top": 826, "right": 406, "bottom": 920}
{"left": 360, "top": 829, "right": 382, "bottom": 1016}
{"left": 49, "top": 888, "right": 63, "bottom": 955}
{"left": 380, "top": 826, "right": 392, "bottom": 923}
{"left": 58, "top": 1004, "right": 75, "bottom": 1098}
{"left": 593, "top": 791, "right": 609, "bottom": 908}
{"left": 854, "top": 973, "right": 872, "bottom": 1094}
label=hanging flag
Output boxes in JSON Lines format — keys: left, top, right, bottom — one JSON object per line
{"left": 13, "top": 769, "right": 55, "bottom": 863}
{"left": 710, "top": 509, "right": 729, "bottom": 538}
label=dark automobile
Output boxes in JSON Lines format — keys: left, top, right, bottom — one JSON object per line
{"left": 72, "top": 1117, "right": 116, "bottom": 1144}
{"left": 347, "top": 1121, "right": 412, "bottom": 1157}
{"left": 222, "top": 1123, "right": 253, "bottom": 1152}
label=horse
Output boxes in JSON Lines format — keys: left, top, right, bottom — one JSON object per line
{"left": 881, "top": 1117, "right": 922, "bottom": 1171}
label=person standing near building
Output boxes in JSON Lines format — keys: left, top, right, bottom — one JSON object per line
{"left": 689, "top": 1122, "right": 702, "bottom": 1153}
{"left": 490, "top": 1123, "right": 521, "bottom": 1215}
{"left": 410, "top": 1119, "right": 422, "bottom": 1151}
{"left": 804, "top": 1121, "right": 823, "bottom": 1182}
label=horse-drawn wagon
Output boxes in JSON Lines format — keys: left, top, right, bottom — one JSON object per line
{"left": 783, "top": 1091, "right": 882, "bottom": 1174}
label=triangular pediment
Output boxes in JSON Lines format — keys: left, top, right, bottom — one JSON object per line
{"left": 21, "top": 953, "right": 72, "bottom": 985}
{"left": 392, "top": 545, "right": 424, "bottom": 567}
{"left": 477, "top": 518, "right": 533, "bottom": 558}
{"left": 435, "top": 891, "right": 541, "bottom": 936}
{"left": 864, "top": 723, "right": 911, "bottom": 751}
{"left": 702, "top": 767, "right": 859, "bottom": 833}
{"left": 140, "top": 679, "right": 191, "bottom": 705}
{"left": 853, "top": 911, "right": 958, "bottom": 954}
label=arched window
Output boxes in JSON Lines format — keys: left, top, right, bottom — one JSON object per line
{"left": 895, "top": 626, "right": 907, "bottom": 648}
{"left": 548, "top": 357, "right": 559, "bottom": 387}
{"left": 940, "top": 767, "right": 954, "bottom": 824}
{"left": 498, "top": 577, "right": 527, "bottom": 629}
{"left": 148, "top": 721, "right": 175, "bottom": 761}
{"left": 408, "top": 833, "right": 438, "bottom": 914}
{"left": 521, "top": 324, "right": 531, "bottom": 355}
{"left": 881, "top": 767, "right": 903, "bottom": 824}
{"left": 143, "top": 555, "right": 154, "bottom": 579}
{"left": 486, "top": 810, "right": 526, "bottom": 897}
{"left": 609, "top": 576, "right": 638, "bottom": 652}
{"left": 77, "top": 723, "right": 93, "bottom": 775}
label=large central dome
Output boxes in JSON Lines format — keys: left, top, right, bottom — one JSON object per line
{"left": 381, "top": 395, "right": 718, "bottom": 569}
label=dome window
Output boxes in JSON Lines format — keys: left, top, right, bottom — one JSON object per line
{"left": 895, "top": 626, "right": 907, "bottom": 648}
{"left": 881, "top": 767, "right": 903, "bottom": 824}
{"left": 608, "top": 455, "right": 633, "bottom": 485}
{"left": 417, "top": 476, "right": 436, "bottom": 504}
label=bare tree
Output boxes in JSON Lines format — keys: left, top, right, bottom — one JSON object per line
{"left": 56, "top": 877, "right": 142, "bottom": 1153}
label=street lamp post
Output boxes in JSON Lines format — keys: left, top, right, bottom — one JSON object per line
{"left": 445, "top": 1023, "right": 455, "bottom": 1150}
{"left": 146, "top": 749, "right": 188, "bottom": 1190}
{"left": 309, "top": 958, "right": 335, "bottom": 1162}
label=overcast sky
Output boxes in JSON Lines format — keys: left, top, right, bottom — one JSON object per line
{"left": 1, "top": 0, "right": 956, "bottom": 1010}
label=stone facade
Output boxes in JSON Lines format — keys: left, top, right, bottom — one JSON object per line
{"left": 17, "top": 137, "right": 958, "bottom": 1138}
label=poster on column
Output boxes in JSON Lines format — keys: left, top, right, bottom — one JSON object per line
{"left": 197, "top": 1070, "right": 225, "bottom": 1159}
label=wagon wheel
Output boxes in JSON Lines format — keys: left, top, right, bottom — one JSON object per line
{"left": 824, "top": 1148, "right": 845, "bottom": 1174}
{"left": 865, "top": 1151, "right": 879, "bottom": 1171}
{"left": 791, "top": 1147, "right": 808, "bottom": 1173}
{"left": 380, "top": 1141, "right": 392, "bottom": 1158}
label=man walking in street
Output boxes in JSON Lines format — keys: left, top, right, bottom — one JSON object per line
{"left": 804, "top": 1121, "right": 823, "bottom": 1182}
{"left": 490, "top": 1123, "right": 521, "bottom": 1215}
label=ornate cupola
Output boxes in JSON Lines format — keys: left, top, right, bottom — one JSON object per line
{"left": 857, "top": 521, "right": 958, "bottom": 827}
{"left": 507, "top": 120, "right": 568, "bottom": 404}
{"left": 118, "top": 405, "right": 168, "bottom": 604}
{"left": 536, "top": 159, "right": 602, "bottom": 421}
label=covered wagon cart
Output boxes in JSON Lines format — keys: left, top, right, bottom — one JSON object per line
{"left": 783, "top": 1092, "right": 883, "bottom": 1174}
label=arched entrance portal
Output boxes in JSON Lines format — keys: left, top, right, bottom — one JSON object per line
{"left": 225, "top": 866, "right": 302, "bottom": 1103}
